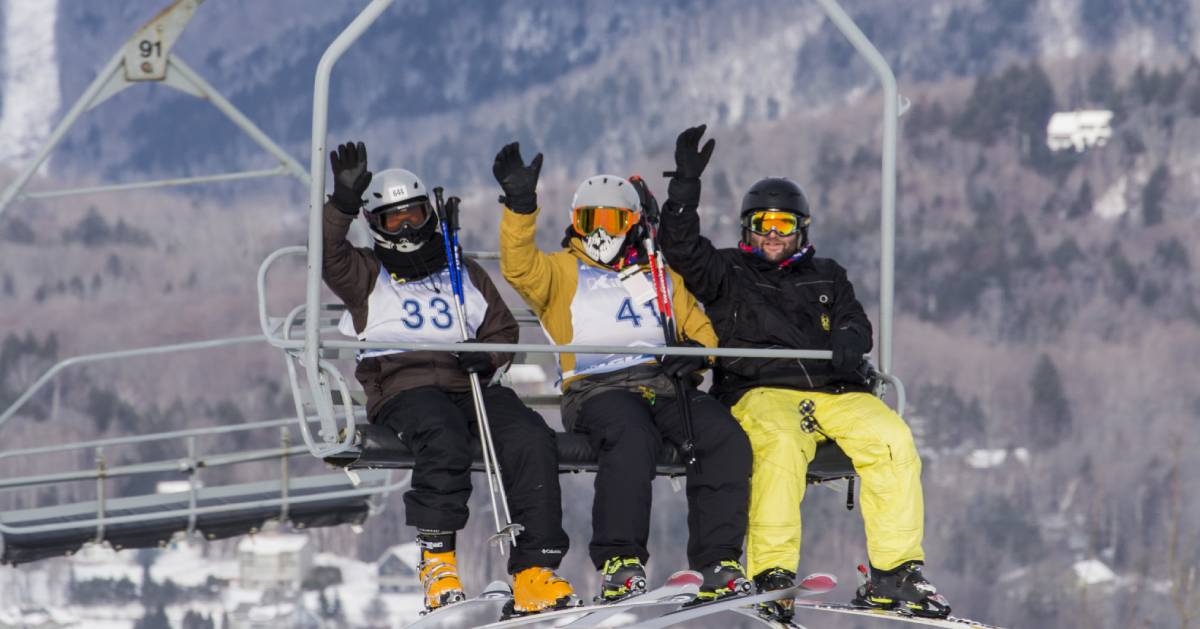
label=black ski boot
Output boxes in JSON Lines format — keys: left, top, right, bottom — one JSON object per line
{"left": 753, "top": 567, "right": 796, "bottom": 621}
{"left": 852, "top": 562, "right": 951, "bottom": 618}
{"left": 598, "top": 556, "right": 648, "bottom": 602}
{"left": 690, "top": 560, "right": 752, "bottom": 605}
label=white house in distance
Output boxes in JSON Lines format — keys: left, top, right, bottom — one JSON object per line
{"left": 377, "top": 543, "right": 421, "bottom": 594}
{"left": 1046, "top": 110, "right": 1114, "bottom": 152}
{"left": 237, "top": 533, "right": 313, "bottom": 591}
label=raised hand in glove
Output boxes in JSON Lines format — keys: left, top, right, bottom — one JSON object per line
{"left": 666, "top": 125, "right": 716, "bottom": 207}
{"left": 659, "top": 340, "right": 709, "bottom": 379}
{"left": 454, "top": 339, "right": 494, "bottom": 375}
{"left": 492, "top": 142, "right": 543, "bottom": 214}
{"left": 829, "top": 329, "right": 869, "bottom": 375}
{"left": 329, "top": 141, "right": 372, "bottom": 215}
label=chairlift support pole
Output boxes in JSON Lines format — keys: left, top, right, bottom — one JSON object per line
{"left": 0, "top": 0, "right": 308, "bottom": 218}
{"left": 303, "top": 0, "right": 395, "bottom": 456}
{"left": 812, "top": 0, "right": 900, "bottom": 376}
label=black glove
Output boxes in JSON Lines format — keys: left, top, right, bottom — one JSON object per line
{"left": 454, "top": 339, "right": 494, "bottom": 375}
{"left": 492, "top": 142, "right": 543, "bottom": 214}
{"left": 329, "top": 141, "right": 372, "bottom": 215}
{"left": 665, "top": 125, "right": 715, "bottom": 206}
{"left": 659, "top": 340, "right": 708, "bottom": 379}
{"left": 830, "top": 330, "right": 869, "bottom": 375}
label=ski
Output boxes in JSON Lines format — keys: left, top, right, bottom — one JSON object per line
{"left": 793, "top": 601, "right": 1005, "bottom": 629}
{"left": 628, "top": 572, "right": 838, "bottom": 629}
{"left": 476, "top": 570, "right": 702, "bottom": 629}
{"left": 405, "top": 580, "right": 512, "bottom": 629}
{"left": 725, "top": 573, "right": 838, "bottom": 628}
{"left": 559, "top": 570, "right": 703, "bottom": 628}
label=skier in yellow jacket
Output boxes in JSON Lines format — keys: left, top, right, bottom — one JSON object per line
{"left": 492, "top": 141, "right": 754, "bottom": 604}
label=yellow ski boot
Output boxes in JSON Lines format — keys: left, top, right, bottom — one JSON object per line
{"left": 508, "top": 566, "right": 580, "bottom": 616}
{"left": 418, "top": 548, "right": 466, "bottom": 612}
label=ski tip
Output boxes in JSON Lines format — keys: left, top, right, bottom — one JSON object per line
{"left": 799, "top": 572, "right": 838, "bottom": 591}
{"left": 665, "top": 570, "right": 704, "bottom": 586}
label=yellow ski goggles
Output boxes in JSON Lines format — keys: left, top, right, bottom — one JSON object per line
{"left": 742, "top": 209, "right": 810, "bottom": 236}
{"left": 572, "top": 206, "right": 641, "bottom": 237}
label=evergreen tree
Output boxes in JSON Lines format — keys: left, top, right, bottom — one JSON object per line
{"left": 1143, "top": 164, "right": 1170, "bottom": 226}
{"left": 182, "top": 610, "right": 215, "bottom": 629}
{"left": 1068, "top": 180, "right": 1094, "bottom": 219}
{"left": 133, "top": 605, "right": 170, "bottom": 629}
{"left": 1087, "top": 59, "right": 1117, "bottom": 107}
{"left": 1029, "top": 354, "right": 1073, "bottom": 450}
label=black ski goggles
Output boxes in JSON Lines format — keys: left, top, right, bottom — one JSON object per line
{"left": 742, "top": 209, "right": 810, "bottom": 236}
{"left": 368, "top": 198, "right": 432, "bottom": 236}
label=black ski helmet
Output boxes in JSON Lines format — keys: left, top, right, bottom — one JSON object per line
{"left": 739, "top": 177, "right": 811, "bottom": 246}
{"left": 739, "top": 177, "right": 811, "bottom": 218}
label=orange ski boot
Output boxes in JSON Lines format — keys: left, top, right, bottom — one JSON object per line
{"left": 418, "top": 548, "right": 466, "bottom": 612}
{"left": 507, "top": 566, "right": 580, "bottom": 616}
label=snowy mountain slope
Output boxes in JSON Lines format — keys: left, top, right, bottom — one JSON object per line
{"left": 4, "top": 0, "right": 1195, "bottom": 190}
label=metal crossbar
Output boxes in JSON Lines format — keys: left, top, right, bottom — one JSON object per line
{"left": 0, "top": 337, "right": 400, "bottom": 558}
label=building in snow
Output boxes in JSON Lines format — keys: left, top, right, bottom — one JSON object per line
{"left": 1046, "top": 110, "right": 1113, "bottom": 152}
{"left": 377, "top": 543, "right": 421, "bottom": 593}
{"left": 237, "top": 534, "right": 312, "bottom": 591}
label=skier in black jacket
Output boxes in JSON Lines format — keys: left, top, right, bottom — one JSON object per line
{"left": 657, "top": 126, "right": 950, "bottom": 620}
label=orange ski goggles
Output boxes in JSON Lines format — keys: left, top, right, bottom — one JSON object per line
{"left": 742, "top": 209, "right": 810, "bottom": 236}
{"left": 572, "top": 206, "right": 641, "bottom": 237}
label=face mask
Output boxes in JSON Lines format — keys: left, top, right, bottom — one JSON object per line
{"left": 582, "top": 229, "right": 626, "bottom": 264}
{"left": 372, "top": 229, "right": 427, "bottom": 253}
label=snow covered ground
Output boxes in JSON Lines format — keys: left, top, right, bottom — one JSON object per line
{"left": 1, "top": 539, "right": 427, "bottom": 628}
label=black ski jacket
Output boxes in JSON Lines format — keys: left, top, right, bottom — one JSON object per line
{"left": 658, "top": 201, "right": 874, "bottom": 406}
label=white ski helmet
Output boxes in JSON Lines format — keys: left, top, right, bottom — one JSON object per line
{"left": 570, "top": 174, "right": 642, "bottom": 264}
{"left": 363, "top": 168, "right": 436, "bottom": 252}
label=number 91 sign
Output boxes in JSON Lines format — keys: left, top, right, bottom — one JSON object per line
{"left": 122, "top": 0, "right": 204, "bottom": 81}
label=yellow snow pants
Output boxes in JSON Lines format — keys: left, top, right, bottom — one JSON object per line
{"left": 730, "top": 388, "right": 925, "bottom": 576}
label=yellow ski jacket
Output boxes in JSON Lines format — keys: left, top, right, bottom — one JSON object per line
{"left": 499, "top": 207, "right": 717, "bottom": 390}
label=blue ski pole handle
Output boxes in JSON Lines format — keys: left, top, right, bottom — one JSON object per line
{"left": 433, "top": 187, "right": 465, "bottom": 300}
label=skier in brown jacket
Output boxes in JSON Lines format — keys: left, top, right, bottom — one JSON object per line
{"left": 322, "top": 141, "right": 578, "bottom": 615}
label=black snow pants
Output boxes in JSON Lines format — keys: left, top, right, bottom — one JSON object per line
{"left": 376, "top": 384, "right": 569, "bottom": 573}
{"left": 573, "top": 388, "right": 752, "bottom": 570}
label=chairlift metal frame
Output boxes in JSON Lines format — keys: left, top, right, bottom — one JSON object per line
{"left": 0, "top": 0, "right": 308, "bottom": 218}
{"left": 288, "top": 0, "right": 905, "bottom": 457}
{"left": 0, "top": 335, "right": 406, "bottom": 564}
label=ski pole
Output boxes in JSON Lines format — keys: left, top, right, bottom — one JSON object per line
{"left": 435, "top": 188, "right": 511, "bottom": 550}
{"left": 433, "top": 188, "right": 523, "bottom": 551}
{"left": 631, "top": 175, "right": 700, "bottom": 470}
{"left": 644, "top": 235, "right": 699, "bottom": 470}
